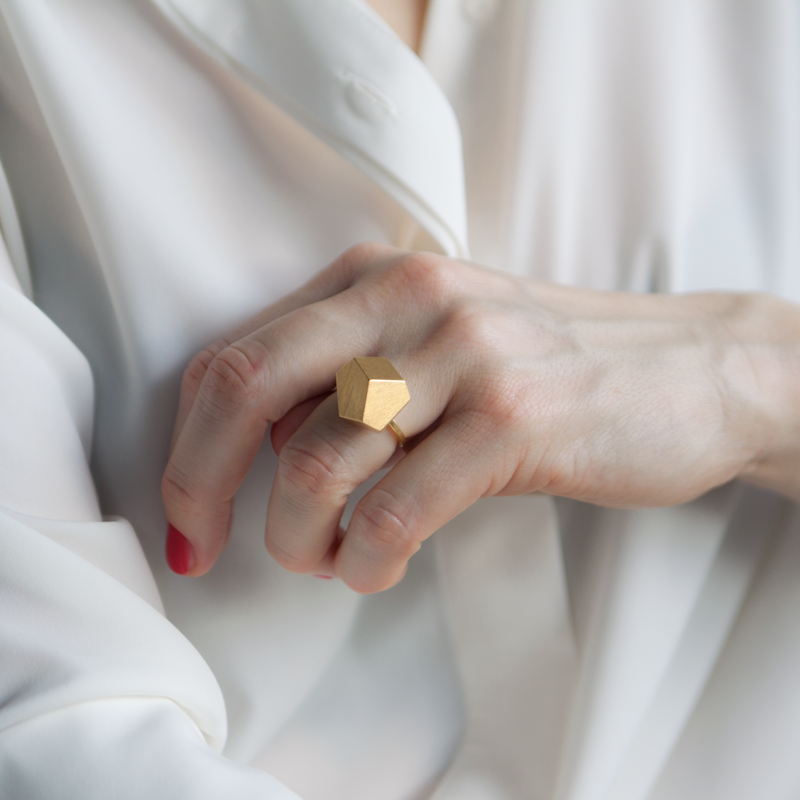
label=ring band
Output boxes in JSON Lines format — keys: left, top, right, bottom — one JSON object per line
{"left": 336, "top": 357, "right": 410, "bottom": 447}
{"left": 387, "top": 419, "right": 407, "bottom": 447}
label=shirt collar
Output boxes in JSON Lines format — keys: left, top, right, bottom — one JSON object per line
{"left": 150, "top": 0, "right": 469, "bottom": 257}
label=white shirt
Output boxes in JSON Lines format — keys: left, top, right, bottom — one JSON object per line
{"left": 0, "top": 2, "right": 799, "bottom": 799}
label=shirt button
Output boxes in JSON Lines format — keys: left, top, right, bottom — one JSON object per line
{"left": 461, "top": 0, "right": 498, "bottom": 23}
{"left": 341, "top": 72, "right": 398, "bottom": 123}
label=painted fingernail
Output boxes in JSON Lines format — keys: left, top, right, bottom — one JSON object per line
{"left": 313, "top": 574, "right": 333, "bottom": 580}
{"left": 166, "top": 524, "right": 194, "bottom": 575}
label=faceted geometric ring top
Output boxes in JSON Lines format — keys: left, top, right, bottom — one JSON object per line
{"left": 336, "top": 357, "right": 410, "bottom": 444}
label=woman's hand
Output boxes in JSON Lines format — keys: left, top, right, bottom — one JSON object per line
{"left": 161, "top": 242, "right": 800, "bottom": 591}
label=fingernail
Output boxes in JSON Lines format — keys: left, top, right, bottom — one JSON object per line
{"left": 166, "top": 524, "right": 194, "bottom": 575}
{"left": 313, "top": 574, "right": 333, "bottom": 580}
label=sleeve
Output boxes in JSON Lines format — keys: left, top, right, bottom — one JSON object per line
{"left": 0, "top": 191, "right": 299, "bottom": 798}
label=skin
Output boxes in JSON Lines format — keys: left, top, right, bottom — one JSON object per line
{"left": 364, "top": 0, "right": 429, "bottom": 52}
{"left": 162, "top": 243, "right": 800, "bottom": 593}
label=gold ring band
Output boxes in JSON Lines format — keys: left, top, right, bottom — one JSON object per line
{"left": 387, "top": 419, "right": 407, "bottom": 447}
{"left": 336, "top": 357, "right": 410, "bottom": 447}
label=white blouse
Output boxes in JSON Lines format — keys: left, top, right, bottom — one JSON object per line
{"left": 0, "top": 1, "right": 799, "bottom": 799}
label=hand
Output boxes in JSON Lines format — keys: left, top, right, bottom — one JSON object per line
{"left": 162, "top": 242, "right": 800, "bottom": 591}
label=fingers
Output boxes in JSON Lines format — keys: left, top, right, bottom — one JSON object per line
{"left": 335, "top": 411, "right": 500, "bottom": 593}
{"left": 162, "top": 299, "right": 371, "bottom": 575}
{"left": 264, "top": 359, "right": 447, "bottom": 577}
{"left": 163, "top": 312, "right": 420, "bottom": 574}
{"left": 162, "top": 245, "right": 468, "bottom": 576}
{"left": 264, "top": 393, "right": 398, "bottom": 577}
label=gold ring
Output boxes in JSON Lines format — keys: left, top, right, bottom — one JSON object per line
{"left": 387, "top": 420, "right": 406, "bottom": 447}
{"left": 336, "top": 357, "right": 410, "bottom": 447}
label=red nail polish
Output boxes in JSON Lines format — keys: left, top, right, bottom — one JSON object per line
{"left": 166, "top": 524, "right": 194, "bottom": 575}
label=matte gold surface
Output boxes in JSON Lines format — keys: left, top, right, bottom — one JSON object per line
{"left": 387, "top": 419, "right": 407, "bottom": 446}
{"left": 336, "top": 357, "right": 410, "bottom": 433}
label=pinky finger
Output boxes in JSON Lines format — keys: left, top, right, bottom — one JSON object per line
{"left": 335, "top": 413, "right": 502, "bottom": 594}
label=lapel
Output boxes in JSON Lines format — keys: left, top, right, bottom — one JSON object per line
{"left": 149, "top": 0, "right": 469, "bottom": 257}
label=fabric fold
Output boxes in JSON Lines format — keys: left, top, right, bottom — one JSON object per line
{"left": 150, "top": 0, "right": 469, "bottom": 257}
{"left": 0, "top": 697, "right": 300, "bottom": 800}
{"left": 553, "top": 486, "right": 782, "bottom": 800}
{"left": 0, "top": 510, "right": 227, "bottom": 749}
{"left": 432, "top": 495, "right": 577, "bottom": 800}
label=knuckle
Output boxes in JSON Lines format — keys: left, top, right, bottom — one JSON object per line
{"left": 339, "top": 241, "right": 392, "bottom": 279}
{"left": 352, "top": 488, "right": 421, "bottom": 558}
{"left": 477, "top": 378, "right": 534, "bottom": 434}
{"left": 386, "top": 252, "right": 463, "bottom": 308}
{"left": 342, "top": 240, "right": 388, "bottom": 265}
{"left": 278, "top": 435, "right": 350, "bottom": 500}
{"left": 181, "top": 344, "right": 224, "bottom": 397}
{"left": 453, "top": 371, "right": 535, "bottom": 451}
{"left": 484, "top": 379, "right": 531, "bottom": 425}
{"left": 202, "top": 344, "right": 266, "bottom": 412}
{"left": 445, "top": 302, "right": 505, "bottom": 357}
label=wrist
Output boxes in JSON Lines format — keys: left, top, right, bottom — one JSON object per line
{"left": 716, "top": 292, "right": 800, "bottom": 498}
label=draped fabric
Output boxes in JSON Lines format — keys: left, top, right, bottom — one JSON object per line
{"left": 1, "top": 2, "right": 799, "bottom": 799}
